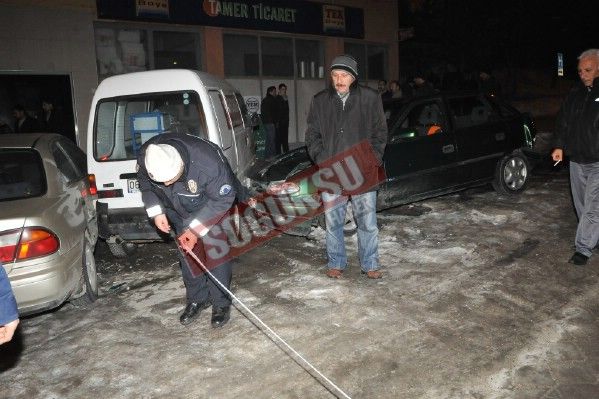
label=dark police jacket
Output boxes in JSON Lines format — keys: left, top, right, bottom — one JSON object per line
{"left": 137, "top": 133, "right": 244, "bottom": 235}
{"left": 554, "top": 77, "right": 599, "bottom": 164}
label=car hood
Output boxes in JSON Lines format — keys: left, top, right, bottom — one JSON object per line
{"left": 251, "top": 147, "right": 314, "bottom": 184}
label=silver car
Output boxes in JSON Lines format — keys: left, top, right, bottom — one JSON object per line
{"left": 0, "top": 133, "right": 98, "bottom": 316}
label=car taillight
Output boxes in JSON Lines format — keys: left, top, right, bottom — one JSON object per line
{"left": 88, "top": 174, "right": 98, "bottom": 196}
{"left": 0, "top": 229, "right": 21, "bottom": 263}
{"left": 0, "top": 228, "right": 59, "bottom": 262}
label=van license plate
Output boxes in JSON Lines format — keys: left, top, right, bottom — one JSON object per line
{"left": 127, "top": 179, "right": 140, "bottom": 193}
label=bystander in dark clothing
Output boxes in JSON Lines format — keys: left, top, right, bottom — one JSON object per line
{"left": 41, "top": 99, "right": 64, "bottom": 133}
{"left": 477, "top": 71, "right": 501, "bottom": 96}
{"left": 261, "top": 86, "right": 278, "bottom": 159}
{"left": 306, "top": 54, "right": 387, "bottom": 280}
{"left": 0, "top": 119, "right": 13, "bottom": 134}
{"left": 275, "top": 83, "right": 290, "bottom": 154}
{"left": 13, "top": 105, "right": 39, "bottom": 133}
{"left": 552, "top": 48, "right": 599, "bottom": 266}
{"left": 389, "top": 80, "right": 402, "bottom": 99}
{"left": 411, "top": 75, "right": 436, "bottom": 98}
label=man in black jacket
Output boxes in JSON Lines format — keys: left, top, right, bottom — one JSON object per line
{"left": 552, "top": 48, "right": 599, "bottom": 266}
{"left": 137, "top": 133, "right": 244, "bottom": 327}
{"left": 12, "top": 104, "right": 39, "bottom": 133}
{"left": 305, "top": 54, "right": 387, "bottom": 279}
{"left": 275, "top": 83, "right": 290, "bottom": 154}
{"left": 260, "top": 86, "right": 278, "bottom": 158}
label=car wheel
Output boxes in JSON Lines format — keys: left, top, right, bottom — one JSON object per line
{"left": 72, "top": 240, "right": 99, "bottom": 306}
{"left": 317, "top": 202, "right": 358, "bottom": 236}
{"left": 492, "top": 153, "right": 529, "bottom": 195}
{"left": 106, "top": 236, "right": 137, "bottom": 258}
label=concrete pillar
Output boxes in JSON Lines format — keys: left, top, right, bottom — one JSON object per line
{"left": 203, "top": 27, "right": 224, "bottom": 77}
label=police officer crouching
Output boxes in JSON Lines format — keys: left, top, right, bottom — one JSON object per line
{"left": 137, "top": 133, "right": 245, "bottom": 327}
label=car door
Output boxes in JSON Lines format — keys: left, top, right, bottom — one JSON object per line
{"left": 56, "top": 138, "right": 98, "bottom": 242}
{"left": 50, "top": 138, "right": 90, "bottom": 250}
{"left": 382, "top": 98, "right": 459, "bottom": 206}
{"left": 446, "top": 94, "right": 511, "bottom": 183}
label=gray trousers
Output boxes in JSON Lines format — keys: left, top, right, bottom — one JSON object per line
{"left": 569, "top": 161, "right": 599, "bottom": 256}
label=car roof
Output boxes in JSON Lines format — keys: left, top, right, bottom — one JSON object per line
{"left": 0, "top": 132, "right": 65, "bottom": 149}
{"left": 93, "top": 69, "right": 237, "bottom": 100}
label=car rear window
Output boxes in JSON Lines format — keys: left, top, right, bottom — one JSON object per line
{"left": 94, "top": 91, "right": 207, "bottom": 161}
{"left": 0, "top": 149, "right": 47, "bottom": 201}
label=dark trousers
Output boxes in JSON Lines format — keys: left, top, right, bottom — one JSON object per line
{"left": 276, "top": 122, "right": 289, "bottom": 154}
{"left": 178, "top": 248, "right": 232, "bottom": 308}
{"left": 264, "top": 123, "right": 277, "bottom": 158}
{"left": 166, "top": 208, "right": 232, "bottom": 308}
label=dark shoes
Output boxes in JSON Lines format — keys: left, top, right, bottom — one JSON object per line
{"left": 211, "top": 306, "right": 231, "bottom": 328}
{"left": 179, "top": 301, "right": 210, "bottom": 325}
{"left": 568, "top": 252, "right": 589, "bottom": 266}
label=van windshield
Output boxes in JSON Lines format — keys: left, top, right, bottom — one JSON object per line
{"left": 94, "top": 91, "right": 207, "bottom": 161}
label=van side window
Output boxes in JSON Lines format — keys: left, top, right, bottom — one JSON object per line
{"left": 208, "top": 91, "right": 233, "bottom": 150}
{"left": 224, "top": 94, "right": 243, "bottom": 128}
{"left": 93, "top": 91, "right": 206, "bottom": 161}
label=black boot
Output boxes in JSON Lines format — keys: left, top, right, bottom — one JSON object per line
{"left": 568, "top": 252, "right": 589, "bottom": 266}
{"left": 211, "top": 306, "right": 231, "bottom": 328}
{"left": 180, "top": 302, "right": 210, "bottom": 325}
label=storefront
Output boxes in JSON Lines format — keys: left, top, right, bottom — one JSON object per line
{"left": 0, "top": 0, "right": 398, "bottom": 146}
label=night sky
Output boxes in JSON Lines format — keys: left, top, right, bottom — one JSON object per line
{"left": 399, "top": 0, "right": 599, "bottom": 78}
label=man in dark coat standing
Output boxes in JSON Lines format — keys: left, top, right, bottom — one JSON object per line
{"left": 275, "top": 83, "right": 290, "bottom": 154}
{"left": 305, "top": 54, "right": 387, "bottom": 279}
{"left": 260, "top": 86, "right": 278, "bottom": 159}
{"left": 552, "top": 49, "right": 599, "bottom": 266}
{"left": 12, "top": 104, "right": 39, "bottom": 133}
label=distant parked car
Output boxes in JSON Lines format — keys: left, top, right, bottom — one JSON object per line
{"left": 0, "top": 133, "right": 98, "bottom": 316}
{"left": 250, "top": 92, "right": 537, "bottom": 236}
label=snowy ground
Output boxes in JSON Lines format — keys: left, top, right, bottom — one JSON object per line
{"left": 2, "top": 164, "right": 599, "bottom": 398}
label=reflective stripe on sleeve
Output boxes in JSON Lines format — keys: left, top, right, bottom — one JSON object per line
{"left": 189, "top": 219, "right": 209, "bottom": 237}
{"left": 146, "top": 205, "right": 163, "bottom": 218}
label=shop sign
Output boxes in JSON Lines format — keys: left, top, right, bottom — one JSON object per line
{"left": 322, "top": 5, "right": 345, "bottom": 33}
{"left": 244, "top": 96, "right": 260, "bottom": 114}
{"left": 135, "top": 0, "right": 169, "bottom": 18}
{"left": 203, "top": 1, "right": 297, "bottom": 24}
{"left": 96, "top": 0, "right": 364, "bottom": 39}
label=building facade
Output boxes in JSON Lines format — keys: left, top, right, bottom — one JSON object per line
{"left": 0, "top": 0, "right": 398, "bottom": 147}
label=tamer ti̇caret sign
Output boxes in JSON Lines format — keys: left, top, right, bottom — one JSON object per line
{"left": 96, "top": 0, "right": 364, "bottom": 39}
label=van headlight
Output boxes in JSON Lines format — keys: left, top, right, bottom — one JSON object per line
{"left": 266, "top": 181, "right": 300, "bottom": 196}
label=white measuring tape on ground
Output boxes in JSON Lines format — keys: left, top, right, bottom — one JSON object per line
{"left": 182, "top": 247, "right": 352, "bottom": 399}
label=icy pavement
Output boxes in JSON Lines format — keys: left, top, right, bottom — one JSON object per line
{"left": 2, "top": 166, "right": 599, "bottom": 398}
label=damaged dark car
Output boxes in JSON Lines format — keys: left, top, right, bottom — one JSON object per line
{"left": 249, "top": 92, "right": 537, "bottom": 236}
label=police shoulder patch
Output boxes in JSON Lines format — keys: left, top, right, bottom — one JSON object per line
{"left": 187, "top": 179, "right": 198, "bottom": 193}
{"left": 219, "top": 184, "right": 232, "bottom": 196}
